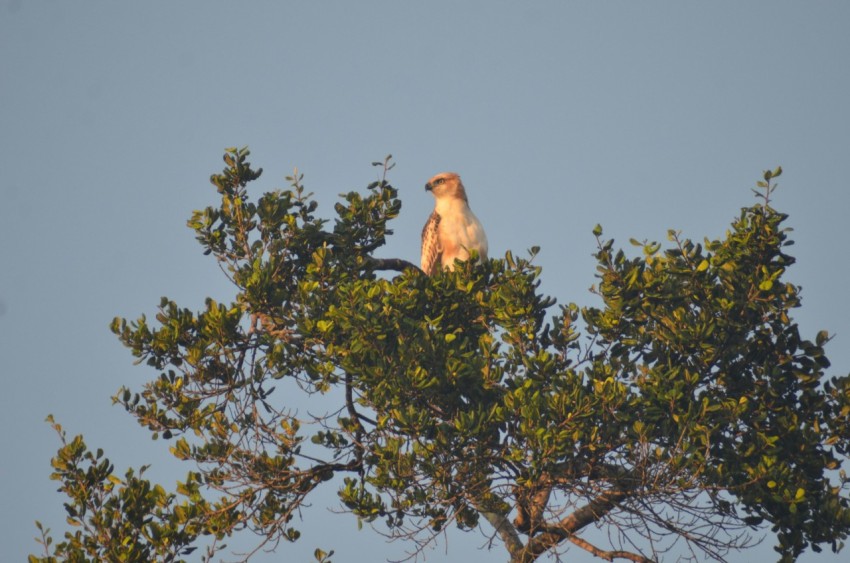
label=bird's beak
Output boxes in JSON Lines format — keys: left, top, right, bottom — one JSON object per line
{"left": 425, "top": 182, "right": 432, "bottom": 191}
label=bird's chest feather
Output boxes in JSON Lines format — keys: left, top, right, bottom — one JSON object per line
{"left": 436, "top": 203, "right": 488, "bottom": 257}
{"left": 441, "top": 214, "right": 481, "bottom": 245}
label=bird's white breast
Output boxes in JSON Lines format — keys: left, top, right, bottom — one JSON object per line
{"left": 435, "top": 198, "right": 489, "bottom": 266}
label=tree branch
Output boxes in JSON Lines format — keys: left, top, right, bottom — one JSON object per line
{"left": 568, "top": 535, "right": 653, "bottom": 563}
{"left": 523, "top": 488, "right": 633, "bottom": 561}
{"left": 514, "top": 483, "right": 552, "bottom": 535}
{"left": 367, "top": 257, "right": 421, "bottom": 273}
{"left": 477, "top": 510, "right": 525, "bottom": 560}
{"left": 344, "top": 371, "right": 365, "bottom": 468}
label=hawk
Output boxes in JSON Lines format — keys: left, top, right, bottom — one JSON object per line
{"left": 420, "top": 172, "right": 489, "bottom": 275}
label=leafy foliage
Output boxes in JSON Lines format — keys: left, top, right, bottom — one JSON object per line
{"left": 34, "top": 154, "right": 850, "bottom": 563}
{"left": 31, "top": 416, "right": 230, "bottom": 563}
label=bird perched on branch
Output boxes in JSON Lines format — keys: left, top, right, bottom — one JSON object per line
{"left": 420, "top": 172, "right": 489, "bottom": 276}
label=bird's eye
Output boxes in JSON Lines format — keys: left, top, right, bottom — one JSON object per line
{"left": 433, "top": 178, "right": 445, "bottom": 186}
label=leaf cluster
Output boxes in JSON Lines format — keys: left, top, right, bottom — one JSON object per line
{"left": 31, "top": 417, "right": 233, "bottom": 563}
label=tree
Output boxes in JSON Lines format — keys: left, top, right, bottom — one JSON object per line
{"left": 33, "top": 149, "right": 850, "bottom": 563}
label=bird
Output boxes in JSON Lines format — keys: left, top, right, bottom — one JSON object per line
{"left": 420, "top": 172, "right": 489, "bottom": 276}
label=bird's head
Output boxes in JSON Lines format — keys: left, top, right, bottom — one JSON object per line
{"left": 425, "top": 172, "right": 467, "bottom": 202}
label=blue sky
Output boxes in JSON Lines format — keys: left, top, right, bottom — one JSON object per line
{"left": 1, "top": 2, "right": 849, "bottom": 562}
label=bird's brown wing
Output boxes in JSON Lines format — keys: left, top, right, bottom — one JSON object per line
{"left": 420, "top": 211, "right": 442, "bottom": 276}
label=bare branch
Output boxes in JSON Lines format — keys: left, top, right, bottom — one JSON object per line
{"left": 513, "top": 483, "right": 552, "bottom": 535}
{"left": 478, "top": 510, "right": 525, "bottom": 560}
{"left": 569, "top": 535, "right": 653, "bottom": 563}
{"left": 526, "top": 488, "right": 632, "bottom": 560}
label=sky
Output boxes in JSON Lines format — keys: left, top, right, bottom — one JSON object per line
{"left": 1, "top": 1, "right": 849, "bottom": 562}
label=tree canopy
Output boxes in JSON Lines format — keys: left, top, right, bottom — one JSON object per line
{"left": 33, "top": 149, "right": 850, "bottom": 563}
